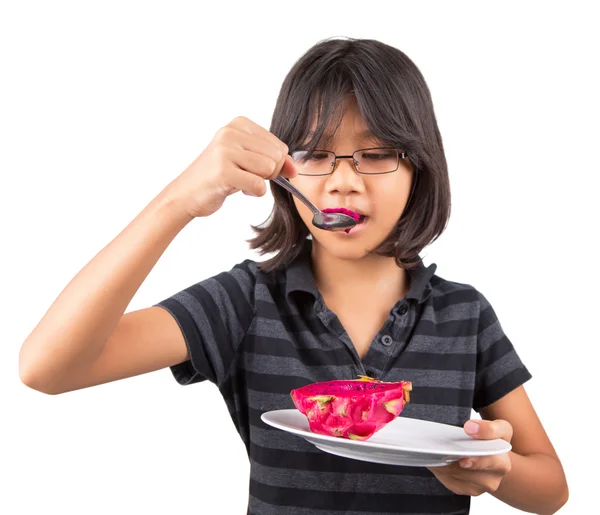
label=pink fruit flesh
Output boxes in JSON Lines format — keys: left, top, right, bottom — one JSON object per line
{"left": 290, "top": 377, "right": 412, "bottom": 441}
{"left": 321, "top": 208, "right": 364, "bottom": 234}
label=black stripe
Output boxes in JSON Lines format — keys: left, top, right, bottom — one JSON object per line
{"left": 244, "top": 333, "right": 353, "bottom": 363}
{"left": 249, "top": 439, "right": 434, "bottom": 476}
{"left": 185, "top": 282, "right": 232, "bottom": 381}
{"left": 249, "top": 478, "right": 469, "bottom": 513}
{"left": 431, "top": 283, "right": 478, "bottom": 304}
{"left": 474, "top": 367, "right": 532, "bottom": 411}
{"left": 477, "top": 334, "right": 514, "bottom": 370}
{"left": 157, "top": 299, "right": 215, "bottom": 384}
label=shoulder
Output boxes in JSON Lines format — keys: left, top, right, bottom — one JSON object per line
{"left": 211, "top": 257, "right": 286, "bottom": 302}
{"left": 429, "top": 272, "right": 484, "bottom": 304}
{"left": 427, "top": 271, "right": 496, "bottom": 321}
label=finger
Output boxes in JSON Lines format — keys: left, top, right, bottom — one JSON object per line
{"left": 280, "top": 154, "right": 297, "bottom": 179}
{"left": 464, "top": 419, "right": 513, "bottom": 442}
{"left": 427, "top": 466, "right": 489, "bottom": 497}
{"left": 225, "top": 167, "right": 267, "bottom": 197}
{"left": 230, "top": 129, "right": 289, "bottom": 174}
{"left": 458, "top": 452, "right": 512, "bottom": 473}
{"left": 229, "top": 149, "right": 279, "bottom": 179}
{"left": 214, "top": 127, "right": 287, "bottom": 177}
{"left": 230, "top": 128, "right": 290, "bottom": 179}
{"left": 229, "top": 116, "right": 289, "bottom": 156}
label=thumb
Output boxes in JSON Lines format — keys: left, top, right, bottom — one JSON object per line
{"left": 279, "top": 154, "right": 297, "bottom": 179}
{"left": 464, "top": 419, "right": 513, "bottom": 442}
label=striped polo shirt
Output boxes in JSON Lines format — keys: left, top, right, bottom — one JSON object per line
{"left": 155, "top": 239, "right": 531, "bottom": 515}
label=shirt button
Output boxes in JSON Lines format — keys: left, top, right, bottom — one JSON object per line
{"left": 381, "top": 335, "right": 393, "bottom": 346}
{"left": 398, "top": 304, "right": 408, "bottom": 315}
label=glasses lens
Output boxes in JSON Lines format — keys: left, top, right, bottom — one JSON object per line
{"left": 291, "top": 150, "right": 334, "bottom": 175}
{"left": 355, "top": 148, "right": 399, "bottom": 174}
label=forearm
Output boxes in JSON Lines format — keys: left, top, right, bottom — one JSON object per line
{"left": 19, "top": 185, "right": 193, "bottom": 390}
{"left": 492, "top": 451, "right": 568, "bottom": 514}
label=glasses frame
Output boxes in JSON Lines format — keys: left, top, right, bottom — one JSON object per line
{"left": 291, "top": 147, "right": 408, "bottom": 176}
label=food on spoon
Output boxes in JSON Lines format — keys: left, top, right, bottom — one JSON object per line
{"left": 290, "top": 376, "right": 412, "bottom": 441}
{"left": 322, "top": 207, "right": 364, "bottom": 233}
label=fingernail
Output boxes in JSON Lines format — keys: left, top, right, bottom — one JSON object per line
{"left": 465, "top": 421, "right": 479, "bottom": 435}
{"left": 460, "top": 460, "right": 473, "bottom": 469}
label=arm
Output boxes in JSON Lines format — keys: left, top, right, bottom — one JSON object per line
{"left": 428, "top": 386, "right": 568, "bottom": 514}
{"left": 482, "top": 386, "right": 568, "bottom": 514}
{"left": 19, "top": 189, "right": 194, "bottom": 395}
{"left": 19, "top": 116, "right": 293, "bottom": 395}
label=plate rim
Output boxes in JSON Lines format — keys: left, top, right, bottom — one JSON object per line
{"left": 261, "top": 409, "right": 512, "bottom": 457}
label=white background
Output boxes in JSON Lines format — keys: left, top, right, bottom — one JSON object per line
{"left": 1, "top": 1, "right": 598, "bottom": 513}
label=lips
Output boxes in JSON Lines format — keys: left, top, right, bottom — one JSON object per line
{"left": 322, "top": 207, "right": 367, "bottom": 223}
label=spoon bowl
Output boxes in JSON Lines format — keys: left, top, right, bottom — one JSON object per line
{"left": 272, "top": 176, "right": 356, "bottom": 232}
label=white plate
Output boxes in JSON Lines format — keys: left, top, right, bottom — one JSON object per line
{"left": 261, "top": 409, "right": 511, "bottom": 467}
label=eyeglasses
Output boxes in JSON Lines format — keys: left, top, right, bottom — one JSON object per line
{"left": 290, "top": 147, "right": 408, "bottom": 176}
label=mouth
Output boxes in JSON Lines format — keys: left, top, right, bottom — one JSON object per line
{"left": 322, "top": 207, "right": 367, "bottom": 224}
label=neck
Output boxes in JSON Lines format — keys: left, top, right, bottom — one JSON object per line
{"left": 311, "top": 241, "right": 409, "bottom": 300}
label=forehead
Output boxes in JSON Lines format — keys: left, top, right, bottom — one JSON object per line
{"left": 304, "top": 108, "right": 383, "bottom": 148}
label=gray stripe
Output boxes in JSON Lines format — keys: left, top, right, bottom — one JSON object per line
{"left": 478, "top": 349, "right": 523, "bottom": 386}
{"left": 247, "top": 316, "right": 289, "bottom": 338}
{"left": 229, "top": 265, "right": 255, "bottom": 306}
{"left": 242, "top": 353, "right": 357, "bottom": 377}
{"left": 242, "top": 355, "right": 474, "bottom": 389}
{"left": 477, "top": 318, "right": 507, "bottom": 352}
{"left": 201, "top": 277, "right": 247, "bottom": 345}
{"left": 394, "top": 368, "right": 475, "bottom": 390}
{"left": 421, "top": 301, "right": 478, "bottom": 323}
{"left": 406, "top": 335, "right": 476, "bottom": 354}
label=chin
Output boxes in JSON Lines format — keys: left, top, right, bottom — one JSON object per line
{"left": 311, "top": 234, "right": 379, "bottom": 261}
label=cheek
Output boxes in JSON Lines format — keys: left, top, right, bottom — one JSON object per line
{"left": 374, "top": 182, "right": 411, "bottom": 221}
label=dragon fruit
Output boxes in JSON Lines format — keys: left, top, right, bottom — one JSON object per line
{"left": 290, "top": 376, "right": 412, "bottom": 441}
{"left": 322, "top": 207, "right": 362, "bottom": 233}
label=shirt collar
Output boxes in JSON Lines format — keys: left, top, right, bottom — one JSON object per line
{"left": 284, "top": 239, "right": 437, "bottom": 304}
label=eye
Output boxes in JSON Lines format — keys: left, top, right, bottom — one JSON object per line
{"left": 361, "top": 150, "right": 396, "bottom": 161}
{"left": 291, "top": 150, "right": 332, "bottom": 163}
{"left": 310, "top": 151, "right": 331, "bottom": 161}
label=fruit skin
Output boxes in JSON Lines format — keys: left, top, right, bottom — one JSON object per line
{"left": 290, "top": 376, "right": 412, "bottom": 441}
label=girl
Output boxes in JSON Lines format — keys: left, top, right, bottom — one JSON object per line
{"left": 19, "top": 38, "right": 568, "bottom": 514}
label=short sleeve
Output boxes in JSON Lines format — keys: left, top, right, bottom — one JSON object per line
{"left": 473, "top": 292, "right": 532, "bottom": 411}
{"left": 154, "top": 261, "right": 256, "bottom": 387}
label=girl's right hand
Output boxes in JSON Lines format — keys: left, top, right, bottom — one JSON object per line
{"left": 166, "top": 116, "right": 296, "bottom": 219}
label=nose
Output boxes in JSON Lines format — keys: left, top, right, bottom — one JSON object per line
{"left": 326, "top": 156, "right": 363, "bottom": 194}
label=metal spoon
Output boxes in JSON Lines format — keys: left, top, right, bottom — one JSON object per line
{"left": 272, "top": 176, "right": 357, "bottom": 231}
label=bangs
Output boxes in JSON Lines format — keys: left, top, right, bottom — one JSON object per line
{"left": 272, "top": 45, "right": 421, "bottom": 157}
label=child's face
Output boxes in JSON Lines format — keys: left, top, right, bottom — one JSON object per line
{"left": 290, "top": 99, "right": 414, "bottom": 261}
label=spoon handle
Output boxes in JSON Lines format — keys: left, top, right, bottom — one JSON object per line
{"left": 272, "top": 176, "right": 320, "bottom": 216}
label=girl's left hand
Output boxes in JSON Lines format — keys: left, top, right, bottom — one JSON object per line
{"left": 427, "top": 419, "right": 513, "bottom": 496}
